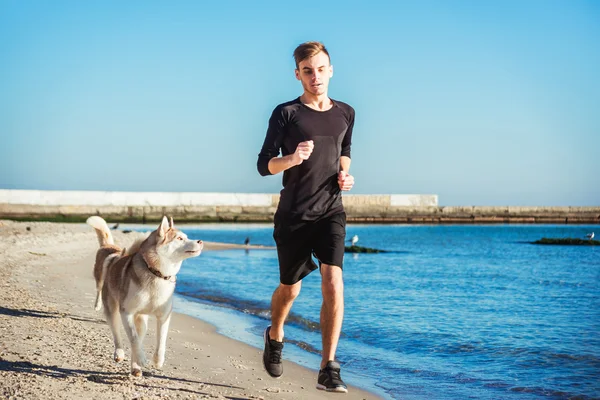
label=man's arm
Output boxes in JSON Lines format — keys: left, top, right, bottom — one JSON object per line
{"left": 338, "top": 156, "right": 354, "bottom": 191}
{"left": 258, "top": 107, "right": 315, "bottom": 176}
{"left": 267, "top": 155, "right": 298, "bottom": 175}
{"left": 338, "top": 106, "right": 354, "bottom": 190}
{"left": 257, "top": 109, "right": 285, "bottom": 176}
{"left": 340, "top": 156, "right": 351, "bottom": 173}
{"left": 267, "top": 140, "right": 314, "bottom": 175}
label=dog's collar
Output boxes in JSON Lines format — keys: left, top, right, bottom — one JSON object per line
{"left": 140, "top": 255, "right": 177, "bottom": 283}
{"left": 147, "top": 267, "right": 176, "bottom": 283}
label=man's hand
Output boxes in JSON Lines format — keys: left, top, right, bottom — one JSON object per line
{"left": 292, "top": 140, "right": 314, "bottom": 165}
{"left": 338, "top": 171, "right": 354, "bottom": 191}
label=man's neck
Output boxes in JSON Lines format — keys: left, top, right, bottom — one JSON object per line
{"left": 300, "top": 92, "right": 333, "bottom": 111}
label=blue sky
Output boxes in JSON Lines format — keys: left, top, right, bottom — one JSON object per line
{"left": 1, "top": 0, "right": 598, "bottom": 206}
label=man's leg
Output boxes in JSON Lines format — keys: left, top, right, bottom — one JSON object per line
{"left": 270, "top": 281, "right": 302, "bottom": 341}
{"left": 263, "top": 280, "right": 302, "bottom": 378}
{"left": 312, "top": 213, "right": 347, "bottom": 392}
{"left": 316, "top": 263, "right": 347, "bottom": 392}
{"left": 320, "top": 264, "right": 344, "bottom": 368}
{"left": 266, "top": 217, "right": 315, "bottom": 378}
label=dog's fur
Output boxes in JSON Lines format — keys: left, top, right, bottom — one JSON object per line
{"left": 87, "top": 216, "right": 203, "bottom": 376}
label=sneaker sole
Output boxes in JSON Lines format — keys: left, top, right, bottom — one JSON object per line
{"left": 263, "top": 327, "right": 282, "bottom": 379}
{"left": 316, "top": 383, "right": 348, "bottom": 393}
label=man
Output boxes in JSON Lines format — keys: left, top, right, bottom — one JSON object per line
{"left": 257, "top": 41, "right": 355, "bottom": 393}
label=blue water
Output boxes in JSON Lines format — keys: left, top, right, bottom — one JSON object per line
{"left": 130, "top": 223, "right": 600, "bottom": 399}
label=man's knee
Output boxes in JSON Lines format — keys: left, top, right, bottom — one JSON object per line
{"left": 277, "top": 281, "right": 302, "bottom": 302}
{"left": 321, "top": 264, "right": 343, "bottom": 297}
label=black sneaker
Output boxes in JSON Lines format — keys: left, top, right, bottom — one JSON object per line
{"left": 262, "top": 326, "right": 283, "bottom": 378}
{"left": 316, "top": 361, "right": 348, "bottom": 393}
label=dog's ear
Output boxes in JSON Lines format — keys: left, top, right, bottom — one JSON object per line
{"left": 158, "top": 216, "right": 169, "bottom": 238}
{"left": 169, "top": 216, "right": 174, "bottom": 230}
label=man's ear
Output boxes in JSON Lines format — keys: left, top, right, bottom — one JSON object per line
{"left": 295, "top": 69, "right": 301, "bottom": 81}
{"left": 329, "top": 64, "right": 334, "bottom": 78}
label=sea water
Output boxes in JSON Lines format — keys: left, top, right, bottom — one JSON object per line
{"left": 131, "top": 223, "right": 599, "bottom": 399}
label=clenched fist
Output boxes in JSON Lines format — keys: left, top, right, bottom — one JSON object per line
{"left": 292, "top": 140, "right": 314, "bottom": 166}
{"left": 338, "top": 171, "right": 354, "bottom": 191}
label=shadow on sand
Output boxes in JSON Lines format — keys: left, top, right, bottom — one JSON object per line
{"left": 1, "top": 305, "right": 250, "bottom": 399}
{"left": 0, "top": 306, "right": 104, "bottom": 324}
{"left": 0, "top": 359, "right": 248, "bottom": 399}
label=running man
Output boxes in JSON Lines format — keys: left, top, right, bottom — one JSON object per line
{"left": 257, "top": 41, "right": 355, "bottom": 393}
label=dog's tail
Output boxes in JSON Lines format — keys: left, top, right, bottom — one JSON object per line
{"left": 86, "top": 216, "right": 115, "bottom": 247}
{"left": 94, "top": 250, "right": 122, "bottom": 311}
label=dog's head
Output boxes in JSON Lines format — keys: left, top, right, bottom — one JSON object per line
{"left": 141, "top": 216, "right": 203, "bottom": 270}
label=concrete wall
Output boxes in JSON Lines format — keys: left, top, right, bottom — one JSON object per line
{"left": 0, "top": 190, "right": 272, "bottom": 207}
{"left": 1, "top": 189, "right": 598, "bottom": 224}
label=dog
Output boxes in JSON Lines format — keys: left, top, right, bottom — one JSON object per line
{"left": 86, "top": 215, "right": 203, "bottom": 376}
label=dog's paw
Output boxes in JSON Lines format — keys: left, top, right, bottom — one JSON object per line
{"left": 114, "top": 349, "right": 125, "bottom": 362}
{"left": 131, "top": 358, "right": 145, "bottom": 377}
{"left": 153, "top": 352, "right": 165, "bottom": 369}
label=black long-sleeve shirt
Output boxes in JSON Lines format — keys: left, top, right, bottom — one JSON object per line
{"left": 257, "top": 97, "right": 354, "bottom": 221}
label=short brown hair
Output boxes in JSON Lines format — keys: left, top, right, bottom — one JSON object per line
{"left": 293, "top": 41, "right": 330, "bottom": 69}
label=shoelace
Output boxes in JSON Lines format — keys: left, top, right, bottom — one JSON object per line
{"left": 269, "top": 342, "right": 283, "bottom": 364}
{"left": 326, "top": 367, "right": 342, "bottom": 382}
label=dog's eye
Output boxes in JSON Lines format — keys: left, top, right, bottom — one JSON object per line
{"left": 177, "top": 237, "right": 183, "bottom": 240}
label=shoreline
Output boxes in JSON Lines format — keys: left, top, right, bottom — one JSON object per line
{"left": 0, "top": 220, "right": 383, "bottom": 399}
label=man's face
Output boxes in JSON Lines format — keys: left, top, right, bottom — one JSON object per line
{"left": 295, "top": 51, "right": 333, "bottom": 96}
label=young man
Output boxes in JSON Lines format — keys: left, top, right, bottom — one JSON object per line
{"left": 257, "top": 41, "right": 355, "bottom": 393}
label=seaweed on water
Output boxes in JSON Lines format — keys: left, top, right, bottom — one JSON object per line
{"left": 532, "top": 238, "right": 600, "bottom": 246}
{"left": 344, "top": 245, "right": 387, "bottom": 253}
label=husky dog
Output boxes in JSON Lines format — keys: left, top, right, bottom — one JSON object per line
{"left": 86, "top": 215, "right": 203, "bottom": 376}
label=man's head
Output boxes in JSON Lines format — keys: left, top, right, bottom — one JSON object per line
{"left": 294, "top": 41, "right": 333, "bottom": 97}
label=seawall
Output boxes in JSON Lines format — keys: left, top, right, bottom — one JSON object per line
{"left": 0, "top": 190, "right": 598, "bottom": 224}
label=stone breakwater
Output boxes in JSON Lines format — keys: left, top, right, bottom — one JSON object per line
{"left": 0, "top": 190, "right": 598, "bottom": 224}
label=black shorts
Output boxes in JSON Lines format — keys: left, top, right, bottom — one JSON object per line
{"left": 273, "top": 212, "right": 346, "bottom": 285}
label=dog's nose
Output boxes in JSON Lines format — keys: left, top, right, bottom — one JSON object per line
{"left": 197, "top": 240, "right": 203, "bottom": 245}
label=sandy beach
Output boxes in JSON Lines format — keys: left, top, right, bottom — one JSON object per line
{"left": 0, "top": 220, "right": 381, "bottom": 400}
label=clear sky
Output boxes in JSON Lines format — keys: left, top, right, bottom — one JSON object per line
{"left": 1, "top": 0, "right": 598, "bottom": 206}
